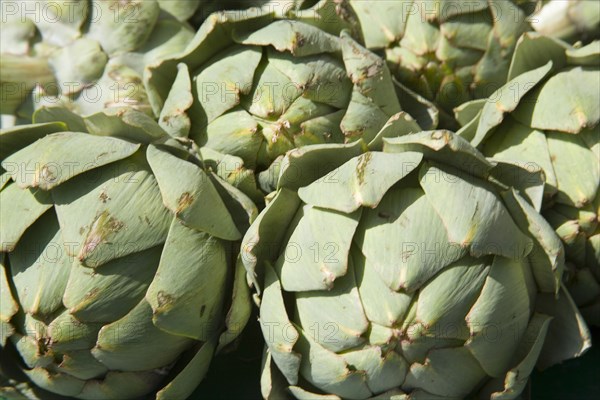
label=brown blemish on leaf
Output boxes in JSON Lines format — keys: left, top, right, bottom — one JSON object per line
{"left": 85, "top": 288, "right": 100, "bottom": 300}
{"left": 99, "top": 191, "right": 110, "bottom": 203}
{"left": 78, "top": 211, "right": 124, "bottom": 260}
{"left": 156, "top": 291, "right": 174, "bottom": 310}
{"left": 38, "top": 337, "right": 51, "bottom": 354}
{"left": 294, "top": 32, "right": 306, "bottom": 50}
{"left": 356, "top": 152, "right": 372, "bottom": 186}
{"left": 344, "top": 127, "right": 366, "bottom": 139}
{"left": 431, "top": 130, "right": 450, "bottom": 143}
{"left": 363, "top": 61, "right": 383, "bottom": 79}
{"left": 176, "top": 192, "right": 194, "bottom": 214}
{"left": 495, "top": 102, "right": 509, "bottom": 113}
{"left": 38, "top": 164, "right": 57, "bottom": 186}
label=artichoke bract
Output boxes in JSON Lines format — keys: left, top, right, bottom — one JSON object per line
{"left": 148, "top": 5, "right": 415, "bottom": 176}
{"left": 242, "top": 128, "right": 590, "bottom": 399}
{"left": 348, "top": 0, "right": 535, "bottom": 128}
{"left": 0, "top": 107, "right": 255, "bottom": 399}
{"left": 0, "top": 0, "right": 194, "bottom": 125}
{"left": 456, "top": 34, "right": 600, "bottom": 325}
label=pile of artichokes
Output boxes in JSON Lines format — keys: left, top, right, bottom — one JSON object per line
{"left": 0, "top": 1, "right": 598, "bottom": 399}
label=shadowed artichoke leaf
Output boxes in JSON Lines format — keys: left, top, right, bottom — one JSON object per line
{"left": 33, "top": 107, "right": 87, "bottom": 132}
{"left": 0, "top": 254, "right": 18, "bottom": 336}
{"left": 483, "top": 117, "right": 557, "bottom": 197}
{"left": 368, "top": 112, "right": 422, "bottom": 150}
{"left": 340, "top": 346, "right": 408, "bottom": 395}
{"left": 295, "top": 256, "right": 369, "bottom": 353}
{"left": 404, "top": 346, "right": 487, "bottom": 398}
{"left": 56, "top": 350, "right": 108, "bottom": 380}
{"left": 84, "top": 109, "right": 167, "bottom": 144}
{"left": 218, "top": 256, "right": 252, "bottom": 352}
{"left": 92, "top": 300, "right": 192, "bottom": 371}
{"left": 472, "top": 62, "right": 552, "bottom": 147}
{"left": 276, "top": 204, "right": 361, "bottom": 292}
{"left": 242, "top": 188, "right": 302, "bottom": 293}
{"left": 10, "top": 211, "right": 70, "bottom": 317}
{"left": 259, "top": 262, "right": 301, "bottom": 385}
{"left": 354, "top": 248, "right": 413, "bottom": 328}
{"left": 480, "top": 313, "right": 552, "bottom": 399}
{"left": 502, "top": 189, "right": 564, "bottom": 294}
{"left": 536, "top": 285, "right": 592, "bottom": 369}
{"left": 63, "top": 246, "right": 161, "bottom": 323}
{"left": 0, "top": 122, "right": 67, "bottom": 159}
{"left": 384, "top": 130, "right": 493, "bottom": 179}
{"left": 356, "top": 186, "right": 465, "bottom": 293}
{"left": 146, "top": 218, "right": 228, "bottom": 341}
{"left": 236, "top": 20, "right": 341, "bottom": 57}
{"left": 0, "top": 183, "right": 52, "bottom": 252}
{"left": 295, "top": 325, "right": 372, "bottom": 399}
{"left": 277, "top": 141, "right": 366, "bottom": 191}
{"left": 419, "top": 162, "right": 532, "bottom": 259}
{"left": 23, "top": 367, "right": 85, "bottom": 398}
{"left": 76, "top": 370, "right": 165, "bottom": 400}
{"left": 195, "top": 45, "right": 262, "bottom": 124}
{"left": 416, "top": 256, "right": 490, "bottom": 341}
{"left": 465, "top": 256, "right": 533, "bottom": 377}
{"left": 508, "top": 33, "right": 568, "bottom": 80}
{"left": 489, "top": 160, "right": 546, "bottom": 212}
{"left": 156, "top": 339, "right": 218, "bottom": 400}
{"left": 512, "top": 67, "right": 600, "bottom": 134}
{"left": 546, "top": 131, "right": 600, "bottom": 207}
{"left": 159, "top": 63, "right": 194, "bottom": 138}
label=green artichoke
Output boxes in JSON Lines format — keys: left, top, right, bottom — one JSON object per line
{"left": 531, "top": 0, "right": 600, "bottom": 44}
{"left": 0, "top": 0, "right": 194, "bottom": 125}
{"left": 242, "top": 128, "right": 590, "bottom": 399}
{"left": 0, "top": 107, "right": 255, "bottom": 399}
{"left": 147, "top": 5, "right": 416, "bottom": 179}
{"left": 348, "top": 0, "right": 536, "bottom": 128}
{"left": 456, "top": 34, "right": 600, "bottom": 325}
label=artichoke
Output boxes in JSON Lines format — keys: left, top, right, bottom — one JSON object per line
{"left": 348, "top": 0, "right": 536, "bottom": 128}
{"left": 242, "top": 127, "right": 590, "bottom": 399}
{"left": 531, "top": 0, "right": 600, "bottom": 44}
{"left": 456, "top": 34, "right": 600, "bottom": 325}
{"left": 0, "top": 107, "right": 255, "bottom": 399}
{"left": 0, "top": 0, "right": 194, "bottom": 124}
{"left": 147, "top": 4, "right": 415, "bottom": 180}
